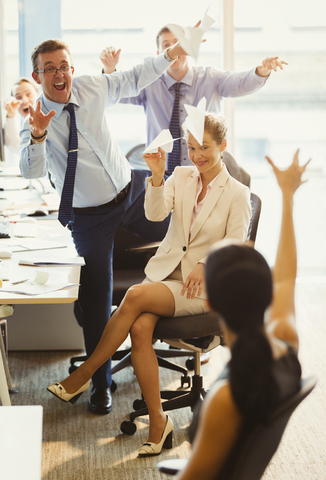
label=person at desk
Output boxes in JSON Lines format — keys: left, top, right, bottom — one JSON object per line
{"left": 47, "top": 113, "right": 252, "bottom": 456}
{"left": 101, "top": 25, "right": 288, "bottom": 173}
{"left": 19, "top": 37, "right": 189, "bottom": 415}
{"left": 174, "top": 151, "right": 308, "bottom": 480}
{"left": 4, "top": 78, "right": 39, "bottom": 154}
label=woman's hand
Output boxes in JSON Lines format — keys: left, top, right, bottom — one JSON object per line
{"left": 143, "top": 147, "right": 166, "bottom": 186}
{"left": 100, "top": 46, "right": 121, "bottom": 74}
{"left": 4, "top": 98, "right": 20, "bottom": 118}
{"left": 28, "top": 101, "right": 56, "bottom": 138}
{"left": 266, "top": 150, "right": 310, "bottom": 196}
{"left": 256, "top": 56, "right": 288, "bottom": 77}
{"left": 181, "top": 263, "right": 205, "bottom": 300}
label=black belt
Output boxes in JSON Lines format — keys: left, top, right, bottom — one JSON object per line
{"left": 73, "top": 181, "right": 131, "bottom": 214}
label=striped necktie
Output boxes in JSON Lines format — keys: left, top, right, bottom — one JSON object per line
{"left": 167, "top": 83, "right": 182, "bottom": 174}
{"left": 58, "top": 103, "right": 79, "bottom": 227}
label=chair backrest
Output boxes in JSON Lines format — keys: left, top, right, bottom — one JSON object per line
{"left": 157, "top": 377, "right": 316, "bottom": 479}
{"left": 223, "top": 151, "right": 251, "bottom": 189}
{"left": 247, "top": 192, "right": 262, "bottom": 243}
{"left": 216, "top": 376, "right": 316, "bottom": 480}
{"left": 126, "top": 144, "right": 148, "bottom": 170}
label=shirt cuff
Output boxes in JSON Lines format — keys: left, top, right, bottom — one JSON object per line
{"left": 28, "top": 140, "right": 46, "bottom": 158}
{"left": 253, "top": 67, "right": 270, "bottom": 84}
{"left": 154, "top": 52, "right": 175, "bottom": 74}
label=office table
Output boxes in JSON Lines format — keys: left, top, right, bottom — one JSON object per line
{"left": 0, "top": 220, "right": 82, "bottom": 406}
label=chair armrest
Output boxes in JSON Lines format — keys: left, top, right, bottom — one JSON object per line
{"left": 127, "top": 241, "right": 160, "bottom": 255}
{"left": 157, "top": 459, "right": 188, "bottom": 475}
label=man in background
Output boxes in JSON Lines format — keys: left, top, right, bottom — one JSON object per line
{"left": 101, "top": 25, "right": 287, "bottom": 173}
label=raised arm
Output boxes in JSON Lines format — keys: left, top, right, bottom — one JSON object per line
{"left": 256, "top": 56, "right": 288, "bottom": 77}
{"left": 100, "top": 46, "right": 121, "bottom": 74}
{"left": 265, "top": 150, "right": 310, "bottom": 347}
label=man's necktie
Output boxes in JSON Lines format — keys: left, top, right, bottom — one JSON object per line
{"left": 167, "top": 83, "right": 181, "bottom": 174}
{"left": 58, "top": 103, "right": 79, "bottom": 227}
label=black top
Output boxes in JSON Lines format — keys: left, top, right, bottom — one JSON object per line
{"left": 188, "top": 346, "right": 302, "bottom": 444}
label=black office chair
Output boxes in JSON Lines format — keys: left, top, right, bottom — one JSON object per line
{"left": 156, "top": 376, "right": 316, "bottom": 480}
{"left": 119, "top": 193, "right": 262, "bottom": 435}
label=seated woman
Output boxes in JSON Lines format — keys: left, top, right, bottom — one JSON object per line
{"left": 174, "top": 150, "right": 308, "bottom": 480}
{"left": 47, "top": 113, "right": 252, "bottom": 457}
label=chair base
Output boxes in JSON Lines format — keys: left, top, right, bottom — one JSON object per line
{"left": 120, "top": 374, "right": 207, "bottom": 435}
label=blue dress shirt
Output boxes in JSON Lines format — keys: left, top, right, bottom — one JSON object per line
{"left": 20, "top": 54, "right": 170, "bottom": 208}
{"left": 121, "top": 65, "right": 268, "bottom": 166}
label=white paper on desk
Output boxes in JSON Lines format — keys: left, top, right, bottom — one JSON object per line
{"left": 184, "top": 97, "right": 207, "bottom": 145}
{"left": 166, "top": 24, "right": 204, "bottom": 59}
{"left": 143, "top": 130, "right": 181, "bottom": 154}
{"left": 13, "top": 222, "right": 39, "bottom": 238}
{"left": 12, "top": 239, "right": 67, "bottom": 252}
{"left": 201, "top": 7, "right": 216, "bottom": 33}
{"left": 0, "top": 281, "right": 79, "bottom": 296}
{"left": 18, "top": 257, "right": 85, "bottom": 266}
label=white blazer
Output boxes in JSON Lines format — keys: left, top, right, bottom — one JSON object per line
{"left": 144, "top": 164, "right": 251, "bottom": 290}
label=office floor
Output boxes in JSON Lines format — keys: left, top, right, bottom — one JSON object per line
{"left": 7, "top": 280, "right": 326, "bottom": 480}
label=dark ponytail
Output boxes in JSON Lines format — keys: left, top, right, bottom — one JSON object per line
{"left": 229, "top": 326, "right": 278, "bottom": 425}
{"left": 206, "top": 244, "right": 276, "bottom": 424}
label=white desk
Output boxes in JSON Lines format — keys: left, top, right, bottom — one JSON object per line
{"left": 0, "top": 406, "right": 43, "bottom": 480}
{"left": 0, "top": 220, "right": 83, "bottom": 405}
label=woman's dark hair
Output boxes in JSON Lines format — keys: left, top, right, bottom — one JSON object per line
{"left": 206, "top": 243, "right": 278, "bottom": 424}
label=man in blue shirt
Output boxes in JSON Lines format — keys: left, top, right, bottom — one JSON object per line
{"left": 20, "top": 38, "right": 187, "bottom": 415}
{"left": 101, "top": 26, "right": 287, "bottom": 172}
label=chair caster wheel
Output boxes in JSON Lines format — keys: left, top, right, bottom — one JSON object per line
{"left": 68, "top": 365, "right": 78, "bottom": 374}
{"left": 133, "top": 398, "right": 146, "bottom": 410}
{"left": 181, "top": 376, "right": 191, "bottom": 389}
{"left": 185, "top": 358, "right": 195, "bottom": 371}
{"left": 120, "top": 420, "right": 137, "bottom": 435}
{"left": 111, "top": 380, "right": 117, "bottom": 393}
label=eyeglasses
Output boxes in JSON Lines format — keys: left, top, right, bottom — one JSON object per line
{"left": 35, "top": 65, "right": 73, "bottom": 76}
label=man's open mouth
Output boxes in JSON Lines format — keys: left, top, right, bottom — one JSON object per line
{"left": 54, "top": 82, "right": 65, "bottom": 91}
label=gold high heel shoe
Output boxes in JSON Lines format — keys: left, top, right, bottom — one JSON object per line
{"left": 138, "top": 415, "right": 173, "bottom": 457}
{"left": 47, "top": 380, "right": 90, "bottom": 404}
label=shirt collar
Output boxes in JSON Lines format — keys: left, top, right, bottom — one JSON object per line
{"left": 42, "top": 86, "right": 80, "bottom": 119}
{"left": 163, "top": 66, "right": 194, "bottom": 89}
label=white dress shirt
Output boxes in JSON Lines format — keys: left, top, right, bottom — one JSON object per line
{"left": 20, "top": 53, "right": 171, "bottom": 208}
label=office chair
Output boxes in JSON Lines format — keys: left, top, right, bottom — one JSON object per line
{"left": 119, "top": 192, "right": 262, "bottom": 435}
{"left": 156, "top": 376, "right": 317, "bottom": 480}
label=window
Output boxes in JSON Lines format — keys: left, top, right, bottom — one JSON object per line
{"left": 234, "top": 0, "right": 326, "bottom": 274}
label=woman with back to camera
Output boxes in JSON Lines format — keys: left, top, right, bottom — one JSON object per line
{"left": 174, "top": 150, "right": 309, "bottom": 480}
{"left": 47, "top": 113, "right": 252, "bottom": 457}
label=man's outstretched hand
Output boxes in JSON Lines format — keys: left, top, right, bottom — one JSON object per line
{"left": 29, "top": 101, "right": 55, "bottom": 138}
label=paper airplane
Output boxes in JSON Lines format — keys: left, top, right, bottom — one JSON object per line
{"left": 184, "top": 97, "right": 207, "bottom": 145}
{"left": 143, "top": 129, "right": 181, "bottom": 154}
{"left": 167, "top": 24, "right": 203, "bottom": 60}
{"left": 201, "top": 7, "right": 216, "bottom": 33}
{"left": 167, "top": 8, "right": 215, "bottom": 59}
